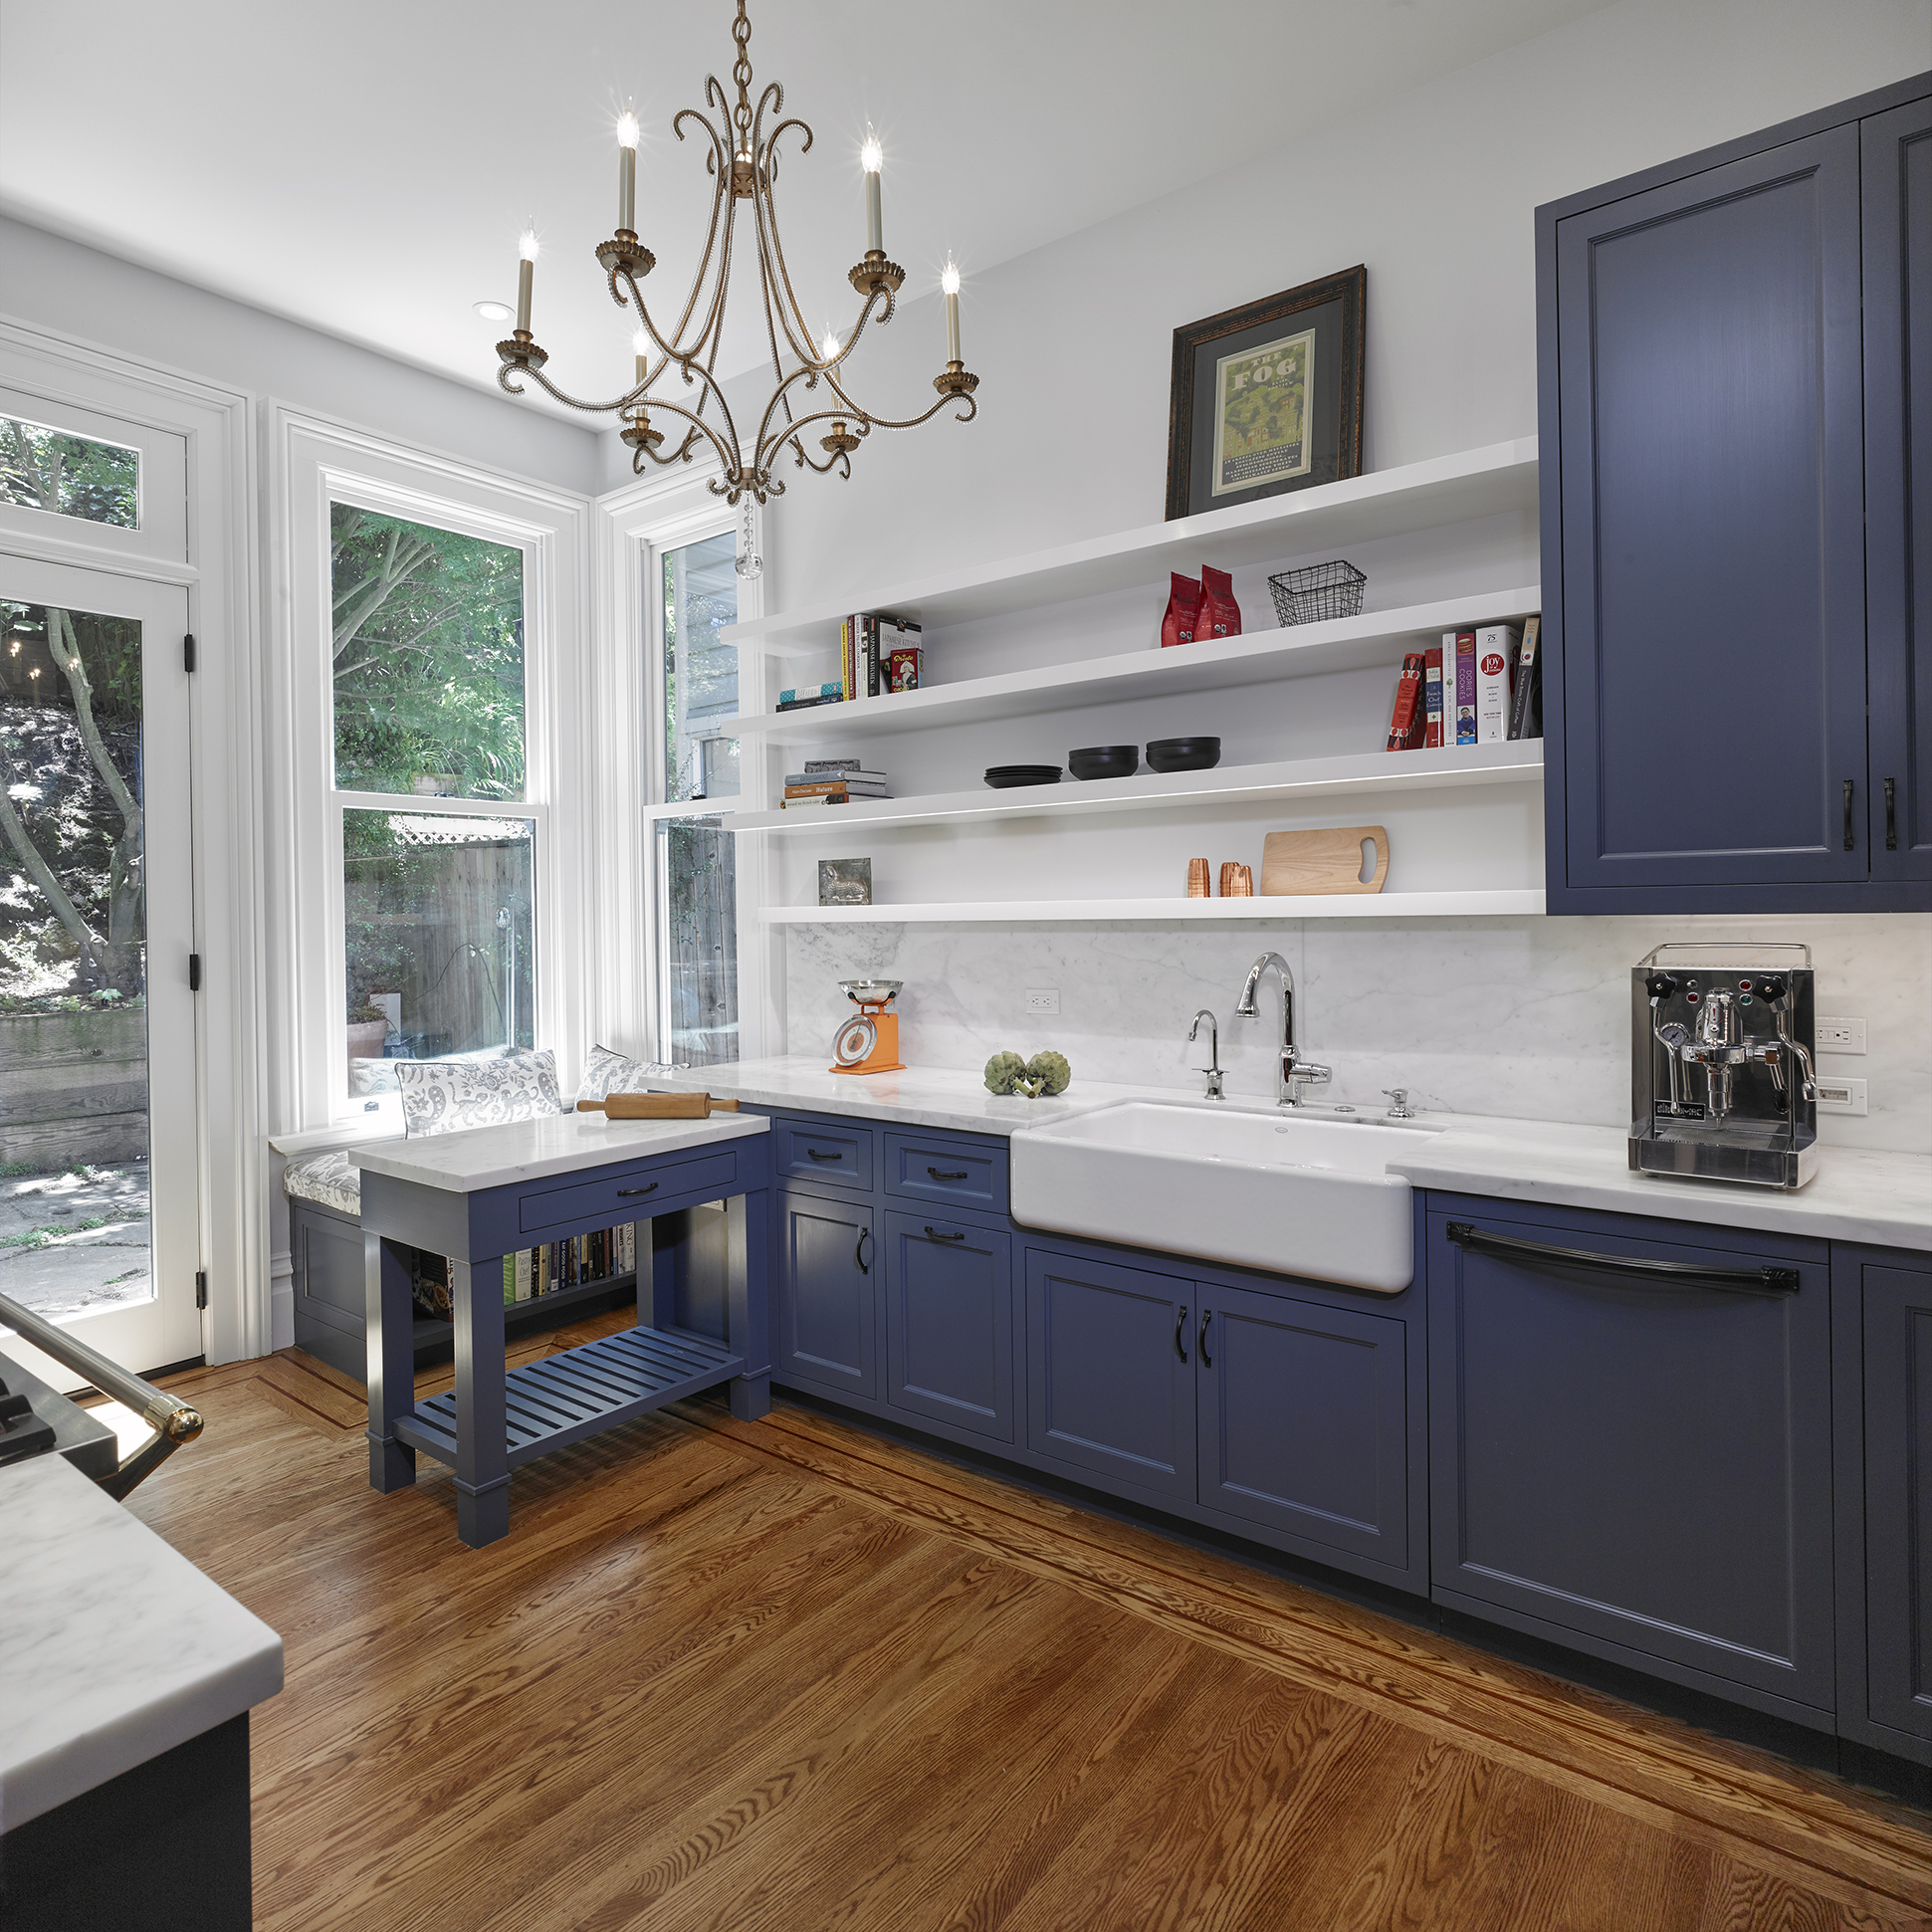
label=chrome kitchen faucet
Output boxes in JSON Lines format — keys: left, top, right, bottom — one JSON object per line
{"left": 1235, "top": 952, "right": 1332, "bottom": 1106}
{"left": 1187, "top": 1009, "right": 1224, "bottom": 1099}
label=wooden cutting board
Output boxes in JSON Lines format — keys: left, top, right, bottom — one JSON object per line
{"left": 1261, "top": 825, "right": 1390, "bottom": 896}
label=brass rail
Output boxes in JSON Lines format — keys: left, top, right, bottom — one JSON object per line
{"left": 0, "top": 1287, "right": 203, "bottom": 1498}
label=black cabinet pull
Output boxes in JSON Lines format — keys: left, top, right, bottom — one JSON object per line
{"left": 616, "top": 1183, "right": 658, "bottom": 1197}
{"left": 924, "top": 1225, "right": 966, "bottom": 1242}
{"left": 1445, "top": 1221, "right": 1798, "bottom": 1296}
{"left": 1885, "top": 776, "right": 1897, "bottom": 851}
{"left": 1199, "top": 1308, "right": 1213, "bottom": 1367}
{"left": 855, "top": 1226, "right": 870, "bottom": 1274}
{"left": 1175, "top": 1304, "right": 1188, "bottom": 1362}
{"left": 927, "top": 1167, "right": 968, "bottom": 1181}
{"left": 806, "top": 1148, "right": 842, "bottom": 1163}
{"left": 1843, "top": 778, "right": 1855, "bottom": 851}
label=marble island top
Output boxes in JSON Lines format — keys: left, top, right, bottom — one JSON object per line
{"left": 651, "top": 1057, "right": 1931, "bottom": 1250}
{"left": 349, "top": 1108, "right": 767, "bottom": 1193}
{"left": 0, "top": 1455, "right": 283, "bottom": 1831}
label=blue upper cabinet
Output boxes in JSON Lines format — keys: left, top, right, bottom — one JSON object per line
{"left": 1538, "top": 75, "right": 1932, "bottom": 914}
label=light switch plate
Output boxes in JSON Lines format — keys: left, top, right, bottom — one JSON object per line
{"left": 1816, "top": 1015, "right": 1866, "bottom": 1054}
{"left": 1815, "top": 1076, "right": 1867, "bottom": 1116}
{"left": 1025, "top": 987, "right": 1060, "bottom": 1017}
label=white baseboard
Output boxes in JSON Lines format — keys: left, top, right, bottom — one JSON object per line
{"left": 270, "top": 1245, "right": 294, "bottom": 1353}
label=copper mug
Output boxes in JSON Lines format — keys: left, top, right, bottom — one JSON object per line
{"left": 1187, "top": 857, "right": 1211, "bottom": 898}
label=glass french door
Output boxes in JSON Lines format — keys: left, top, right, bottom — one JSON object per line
{"left": 0, "top": 555, "right": 200, "bottom": 1379}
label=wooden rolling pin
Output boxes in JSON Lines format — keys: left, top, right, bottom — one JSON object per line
{"left": 576, "top": 1092, "right": 742, "bottom": 1119}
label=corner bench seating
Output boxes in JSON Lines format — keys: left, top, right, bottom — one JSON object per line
{"left": 284, "top": 1045, "right": 662, "bottom": 1382}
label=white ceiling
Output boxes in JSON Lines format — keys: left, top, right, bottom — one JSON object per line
{"left": 0, "top": 0, "right": 1614, "bottom": 420}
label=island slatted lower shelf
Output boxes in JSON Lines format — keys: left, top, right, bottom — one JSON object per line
{"left": 393, "top": 1325, "right": 745, "bottom": 1470}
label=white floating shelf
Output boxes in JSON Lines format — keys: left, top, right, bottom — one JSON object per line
{"left": 727, "top": 740, "right": 1543, "bottom": 834}
{"left": 742, "top": 584, "right": 1541, "bottom": 742}
{"left": 761, "top": 890, "right": 1547, "bottom": 925}
{"left": 723, "top": 438, "right": 1537, "bottom": 659}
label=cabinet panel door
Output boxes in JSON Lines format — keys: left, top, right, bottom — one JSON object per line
{"left": 774, "top": 1189, "right": 876, "bottom": 1400}
{"left": 883, "top": 1211, "right": 1013, "bottom": 1442}
{"left": 1024, "top": 1247, "right": 1194, "bottom": 1501}
{"left": 1197, "top": 1283, "right": 1407, "bottom": 1570}
{"left": 1864, "top": 97, "right": 1932, "bottom": 885}
{"left": 1428, "top": 1204, "right": 1833, "bottom": 1714}
{"left": 1554, "top": 124, "right": 1867, "bottom": 894}
{"left": 1860, "top": 1260, "right": 1932, "bottom": 1755}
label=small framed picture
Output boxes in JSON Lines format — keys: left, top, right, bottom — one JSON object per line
{"left": 1165, "top": 266, "right": 1366, "bottom": 522}
{"left": 818, "top": 858, "right": 873, "bottom": 907}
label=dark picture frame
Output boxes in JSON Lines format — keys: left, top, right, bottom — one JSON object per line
{"left": 1165, "top": 266, "right": 1366, "bottom": 521}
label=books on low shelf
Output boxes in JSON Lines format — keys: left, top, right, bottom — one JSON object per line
{"left": 1384, "top": 615, "right": 1543, "bottom": 751}
{"left": 501, "top": 1221, "right": 639, "bottom": 1307}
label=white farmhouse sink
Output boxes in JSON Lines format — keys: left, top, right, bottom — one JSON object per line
{"left": 1009, "top": 1099, "right": 1444, "bottom": 1294}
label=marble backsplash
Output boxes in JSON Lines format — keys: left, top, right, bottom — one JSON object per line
{"left": 782, "top": 914, "right": 1932, "bottom": 1154}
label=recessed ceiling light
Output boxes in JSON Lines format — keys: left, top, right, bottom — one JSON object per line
{"left": 474, "top": 300, "right": 515, "bottom": 322}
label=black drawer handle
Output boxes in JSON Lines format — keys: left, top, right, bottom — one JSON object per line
{"left": 1885, "top": 776, "right": 1897, "bottom": 851}
{"left": 1175, "top": 1304, "right": 1188, "bottom": 1362}
{"left": 855, "top": 1227, "right": 870, "bottom": 1275}
{"left": 1843, "top": 777, "right": 1855, "bottom": 851}
{"left": 924, "top": 1225, "right": 966, "bottom": 1242}
{"left": 1199, "top": 1308, "right": 1213, "bottom": 1367}
{"left": 806, "top": 1148, "right": 843, "bottom": 1163}
{"left": 927, "top": 1167, "right": 969, "bottom": 1181}
{"left": 616, "top": 1183, "right": 659, "bottom": 1198}
{"left": 1446, "top": 1221, "right": 1798, "bottom": 1296}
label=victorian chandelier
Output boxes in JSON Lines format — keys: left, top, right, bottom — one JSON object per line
{"left": 494, "top": 0, "right": 979, "bottom": 545}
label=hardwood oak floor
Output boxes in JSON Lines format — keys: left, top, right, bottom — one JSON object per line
{"left": 119, "top": 1311, "right": 1932, "bottom": 1932}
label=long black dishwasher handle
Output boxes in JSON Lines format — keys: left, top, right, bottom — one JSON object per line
{"left": 1444, "top": 1221, "right": 1799, "bottom": 1297}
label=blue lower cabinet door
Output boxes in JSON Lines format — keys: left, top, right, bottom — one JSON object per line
{"left": 774, "top": 1188, "right": 876, "bottom": 1400}
{"left": 1197, "top": 1283, "right": 1407, "bottom": 1570}
{"left": 883, "top": 1211, "right": 1013, "bottom": 1442}
{"left": 1024, "top": 1247, "right": 1194, "bottom": 1501}
{"left": 1427, "top": 1205, "right": 1833, "bottom": 1716}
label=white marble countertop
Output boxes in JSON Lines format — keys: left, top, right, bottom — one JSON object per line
{"left": 0, "top": 1455, "right": 283, "bottom": 1831}
{"left": 348, "top": 1108, "right": 768, "bottom": 1193}
{"left": 648, "top": 1056, "right": 1931, "bottom": 1249}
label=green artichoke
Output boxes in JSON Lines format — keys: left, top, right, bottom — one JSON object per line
{"left": 983, "top": 1050, "right": 1027, "bottom": 1096}
{"left": 1015, "top": 1050, "right": 1072, "bottom": 1099}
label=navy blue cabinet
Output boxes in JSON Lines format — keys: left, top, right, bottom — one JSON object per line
{"left": 1196, "top": 1281, "right": 1409, "bottom": 1573}
{"left": 1832, "top": 1245, "right": 1932, "bottom": 1766}
{"left": 1024, "top": 1246, "right": 1195, "bottom": 1502}
{"left": 1538, "top": 75, "right": 1932, "bottom": 914}
{"left": 882, "top": 1209, "right": 1014, "bottom": 1443}
{"left": 774, "top": 1187, "right": 876, "bottom": 1400}
{"left": 1427, "top": 1196, "right": 1834, "bottom": 1724}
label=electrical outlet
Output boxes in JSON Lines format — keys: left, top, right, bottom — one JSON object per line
{"left": 1816, "top": 1015, "right": 1866, "bottom": 1054}
{"left": 1815, "top": 1076, "right": 1867, "bottom": 1116}
{"left": 1025, "top": 987, "right": 1060, "bottom": 1017}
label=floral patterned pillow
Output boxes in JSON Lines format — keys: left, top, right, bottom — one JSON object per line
{"left": 395, "top": 1049, "right": 564, "bottom": 1139}
{"left": 575, "top": 1041, "right": 665, "bottom": 1105}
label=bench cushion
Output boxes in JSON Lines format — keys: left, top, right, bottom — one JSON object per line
{"left": 283, "top": 1150, "right": 360, "bottom": 1216}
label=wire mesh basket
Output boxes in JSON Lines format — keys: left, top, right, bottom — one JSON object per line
{"left": 1268, "top": 559, "right": 1367, "bottom": 627}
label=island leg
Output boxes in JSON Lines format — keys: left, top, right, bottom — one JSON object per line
{"left": 365, "top": 1231, "right": 416, "bottom": 1492}
{"left": 726, "top": 1186, "right": 772, "bottom": 1421}
{"left": 452, "top": 1255, "right": 510, "bottom": 1548}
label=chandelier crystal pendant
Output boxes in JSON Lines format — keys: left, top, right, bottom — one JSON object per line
{"left": 495, "top": 0, "right": 979, "bottom": 511}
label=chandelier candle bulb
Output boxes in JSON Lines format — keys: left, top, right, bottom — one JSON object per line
{"left": 943, "top": 260, "right": 962, "bottom": 363}
{"left": 516, "top": 229, "right": 538, "bottom": 333}
{"left": 616, "top": 109, "right": 640, "bottom": 232}
{"left": 633, "top": 327, "right": 648, "bottom": 388}
{"left": 861, "top": 132, "right": 883, "bottom": 253}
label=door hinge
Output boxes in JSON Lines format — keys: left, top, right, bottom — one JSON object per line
{"left": 195, "top": 1269, "right": 209, "bottom": 1310}
{"left": 188, "top": 953, "right": 201, "bottom": 991}
{"left": 183, "top": 632, "right": 196, "bottom": 673}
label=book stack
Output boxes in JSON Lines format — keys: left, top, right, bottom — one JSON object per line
{"left": 783, "top": 755, "right": 890, "bottom": 808}
{"left": 502, "top": 1222, "right": 639, "bottom": 1306}
{"left": 778, "top": 682, "right": 841, "bottom": 713}
{"left": 832, "top": 610, "right": 924, "bottom": 702}
{"left": 1385, "top": 616, "right": 1542, "bottom": 750}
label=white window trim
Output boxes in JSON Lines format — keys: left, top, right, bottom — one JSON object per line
{"left": 268, "top": 405, "right": 592, "bottom": 1134}
{"left": 591, "top": 462, "right": 775, "bottom": 1065}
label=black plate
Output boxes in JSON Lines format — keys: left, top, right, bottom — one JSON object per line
{"left": 1146, "top": 736, "right": 1222, "bottom": 772}
{"left": 983, "top": 769, "right": 1062, "bottom": 788}
{"left": 1069, "top": 745, "right": 1140, "bottom": 780}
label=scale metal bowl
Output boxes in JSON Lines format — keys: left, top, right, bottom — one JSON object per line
{"left": 839, "top": 978, "right": 902, "bottom": 1006}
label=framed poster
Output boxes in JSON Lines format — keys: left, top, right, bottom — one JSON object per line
{"left": 1165, "top": 266, "right": 1365, "bottom": 521}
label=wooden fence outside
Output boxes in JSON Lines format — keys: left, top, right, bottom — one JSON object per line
{"left": 0, "top": 1006, "right": 147, "bottom": 1169}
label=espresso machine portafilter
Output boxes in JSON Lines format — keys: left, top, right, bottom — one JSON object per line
{"left": 1629, "top": 943, "right": 1819, "bottom": 1188}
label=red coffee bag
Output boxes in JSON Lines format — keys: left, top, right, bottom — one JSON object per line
{"left": 1199, "top": 565, "right": 1241, "bottom": 638}
{"left": 1161, "top": 572, "right": 1202, "bottom": 649}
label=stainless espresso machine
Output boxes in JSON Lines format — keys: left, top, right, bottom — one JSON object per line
{"left": 1629, "top": 943, "right": 1820, "bottom": 1188}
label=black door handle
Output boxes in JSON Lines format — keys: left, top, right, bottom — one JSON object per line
{"left": 1446, "top": 1221, "right": 1798, "bottom": 1296}
{"left": 927, "top": 1167, "right": 968, "bottom": 1181}
{"left": 855, "top": 1226, "right": 870, "bottom": 1274}
{"left": 1175, "top": 1304, "right": 1188, "bottom": 1361}
{"left": 1885, "top": 776, "right": 1897, "bottom": 851}
{"left": 1843, "top": 778, "right": 1855, "bottom": 851}
{"left": 616, "top": 1183, "right": 658, "bottom": 1197}
{"left": 806, "top": 1148, "right": 842, "bottom": 1163}
{"left": 1199, "top": 1308, "right": 1212, "bottom": 1367}
{"left": 924, "top": 1225, "right": 966, "bottom": 1242}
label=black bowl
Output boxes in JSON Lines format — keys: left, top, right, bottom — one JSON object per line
{"left": 1068, "top": 745, "right": 1140, "bottom": 780}
{"left": 1145, "top": 736, "right": 1222, "bottom": 773}
{"left": 983, "top": 767, "right": 1062, "bottom": 788}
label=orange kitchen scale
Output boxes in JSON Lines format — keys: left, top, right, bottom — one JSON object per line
{"left": 830, "top": 978, "right": 905, "bottom": 1075}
